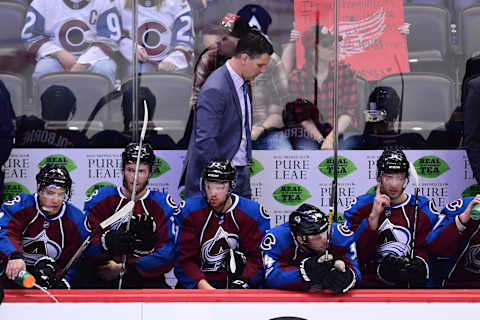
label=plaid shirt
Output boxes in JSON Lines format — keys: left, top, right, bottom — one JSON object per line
{"left": 190, "top": 47, "right": 229, "bottom": 110}
{"left": 288, "top": 60, "right": 358, "bottom": 135}
{"left": 251, "top": 52, "right": 288, "bottom": 127}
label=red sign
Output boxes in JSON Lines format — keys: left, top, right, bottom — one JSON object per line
{"left": 294, "top": 0, "right": 410, "bottom": 80}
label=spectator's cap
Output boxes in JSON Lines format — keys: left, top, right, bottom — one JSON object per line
{"left": 302, "top": 24, "right": 342, "bottom": 50}
{"left": 122, "top": 81, "right": 156, "bottom": 131}
{"left": 237, "top": 4, "right": 272, "bottom": 35}
{"left": 218, "top": 13, "right": 251, "bottom": 38}
{"left": 40, "top": 85, "right": 76, "bottom": 121}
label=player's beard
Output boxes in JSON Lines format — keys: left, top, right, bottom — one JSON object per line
{"left": 123, "top": 176, "right": 148, "bottom": 198}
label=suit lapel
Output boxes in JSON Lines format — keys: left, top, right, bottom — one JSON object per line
{"left": 222, "top": 64, "right": 242, "bottom": 121}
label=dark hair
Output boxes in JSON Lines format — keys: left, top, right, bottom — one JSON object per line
{"left": 122, "top": 81, "right": 156, "bottom": 132}
{"left": 234, "top": 28, "right": 273, "bottom": 58}
{"left": 41, "top": 85, "right": 76, "bottom": 121}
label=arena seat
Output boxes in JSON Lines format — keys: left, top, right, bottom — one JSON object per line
{"left": 125, "top": 73, "right": 192, "bottom": 143}
{"left": 403, "top": 0, "right": 448, "bottom": 7}
{"left": 378, "top": 72, "right": 455, "bottom": 138}
{"left": 355, "top": 75, "right": 370, "bottom": 134}
{"left": 0, "top": 72, "right": 25, "bottom": 117}
{"left": 458, "top": 6, "right": 480, "bottom": 61}
{"left": 35, "top": 72, "right": 113, "bottom": 124}
{"left": 404, "top": 5, "right": 452, "bottom": 75}
{"left": 0, "top": 1, "right": 26, "bottom": 53}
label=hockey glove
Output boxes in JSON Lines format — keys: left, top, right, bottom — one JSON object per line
{"left": 130, "top": 214, "right": 157, "bottom": 255}
{"left": 101, "top": 229, "right": 134, "bottom": 256}
{"left": 33, "top": 256, "right": 57, "bottom": 289}
{"left": 225, "top": 249, "right": 247, "bottom": 278}
{"left": 54, "top": 278, "right": 71, "bottom": 290}
{"left": 378, "top": 254, "right": 410, "bottom": 285}
{"left": 401, "top": 257, "right": 428, "bottom": 288}
{"left": 299, "top": 254, "right": 334, "bottom": 285}
{"left": 322, "top": 267, "right": 355, "bottom": 294}
{"left": 229, "top": 276, "right": 251, "bottom": 289}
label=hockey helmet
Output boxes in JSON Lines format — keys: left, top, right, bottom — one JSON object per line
{"left": 36, "top": 164, "right": 72, "bottom": 200}
{"left": 202, "top": 160, "right": 237, "bottom": 190}
{"left": 122, "top": 142, "right": 155, "bottom": 171}
{"left": 367, "top": 86, "right": 401, "bottom": 123}
{"left": 289, "top": 203, "right": 329, "bottom": 236}
{"left": 376, "top": 148, "right": 409, "bottom": 178}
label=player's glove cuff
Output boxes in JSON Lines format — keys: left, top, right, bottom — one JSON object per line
{"left": 229, "top": 276, "right": 251, "bottom": 289}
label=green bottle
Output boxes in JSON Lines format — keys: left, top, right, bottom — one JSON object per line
{"left": 14, "top": 270, "right": 36, "bottom": 288}
{"left": 471, "top": 203, "right": 480, "bottom": 221}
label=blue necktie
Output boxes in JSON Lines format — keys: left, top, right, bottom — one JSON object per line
{"left": 242, "top": 81, "right": 252, "bottom": 162}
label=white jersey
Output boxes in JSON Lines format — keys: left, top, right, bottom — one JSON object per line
{"left": 115, "top": 0, "right": 194, "bottom": 64}
{"left": 22, "top": 0, "right": 121, "bottom": 62}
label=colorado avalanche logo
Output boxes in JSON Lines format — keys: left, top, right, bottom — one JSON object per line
{"left": 22, "top": 230, "right": 62, "bottom": 266}
{"left": 375, "top": 219, "right": 411, "bottom": 261}
{"left": 137, "top": 20, "right": 171, "bottom": 60}
{"left": 464, "top": 244, "right": 480, "bottom": 274}
{"left": 200, "top": 227, "right": 239, "bottom": 272}
{"left": 58, "top": 19, "right": 91, "bottom": 53}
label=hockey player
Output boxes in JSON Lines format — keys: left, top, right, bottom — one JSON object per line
{"left": 175, "top": 160, "right": 270, "bottom": 289}
{"left": 21, "top": 0, "right": 121, "bottom": 84}
{"left": 427, "top": 194, "right": 480, "bottom": 288}
{"left": 261, "top": 203, "right": 360, "bottom": 293}
{"left": 0, "top": 164, "right": 89, "bottom": 289}
{"left": 115, "top": 0, "right": 194, "bottom": 75}
{"left": 344, "top": 148, "right": 440, "bottom": 288}
{"left": 83, "top": 142, "right": 176, "bottom": 288}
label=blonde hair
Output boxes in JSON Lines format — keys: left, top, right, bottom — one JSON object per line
{"left": 124, "top": 0, "right": 165, "bottom": 10}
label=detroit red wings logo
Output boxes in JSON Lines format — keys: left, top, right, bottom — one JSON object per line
{"left": 334, "top": 8, "right": 386, "bottom": 59}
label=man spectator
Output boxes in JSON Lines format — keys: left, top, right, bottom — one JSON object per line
{"left": 286, "top": 24, "right": 358, "bottom": 150}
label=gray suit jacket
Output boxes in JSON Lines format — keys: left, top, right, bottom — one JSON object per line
{"left": 183, "top": 64, "right": 249, "bottom": 197}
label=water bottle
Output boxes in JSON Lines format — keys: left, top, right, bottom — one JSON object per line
{"left": 14, "top": 270, "right": 36, "bottom": 288}
{"left": 471, "top": 203, "right": 480, "bottom": 221}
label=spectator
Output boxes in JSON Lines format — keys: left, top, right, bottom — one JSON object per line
{"left": 115, "top": 0, "right": 194, "bottom": 76}
{"left": 15, "top": 85, "right": 89, "bottom": 148}
{"left": 21, "top": 0, "right": 120, "bottom": 84}
{"left": 286, "top": 24, "right": 359, "bottom": 150}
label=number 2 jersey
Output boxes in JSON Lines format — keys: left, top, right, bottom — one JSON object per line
{"left": 0, "top": 193, "right": 90, "bottom": 287}
{"left": 174, "top": 194, "right": 270, "bottom": 288}
{"left": 84, "top": 185, "right": 176, "bottom": 288}
{"left": 344, "top": 193, "right": 440, "bottom": 288}
{"left": 22, "top": 0, "right": 121, "bottom": 64}
{"left": 427, "top": 196, "right": 480, "bottom": 288}
{"left": 115, "top": 0, "right": 194, "bottom": 67}
{"left": 260, "top": 222, "right": 361, "bottom": 291}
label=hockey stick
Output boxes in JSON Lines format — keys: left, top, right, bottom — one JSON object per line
{"left": 409, "top": 161, "right": 420, "bottom": 260}
{"left": 118, "top": 101, "right": 149, "bottom": 289}
{"left": 325, "top": 179, "right": 337, "bottom": 260}
{"left": 57, "top": 200, "right": 135, "bottom": 282}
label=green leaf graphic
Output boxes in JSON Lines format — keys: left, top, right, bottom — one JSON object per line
{"left": 248, "top": 158, "right": 264, "bottom": 177}
{"left": 38, "top": 154, "right": 77, "bottom": 172}
{"left": 152, "top": 157, "right": 171, "bottom": 179}
{"left": 462, "top": 184, "right": 480, "bottom": 198}
{"left": 85, "top": 182, "right": 116, "bottom": 197}
{"left": 272, "top": 183, "right": 311, "bottom": 206}
{"left": 318, "top": 156, "right": 357, "bottom": 178}
{"left": 3, "top": 182, "right": 30, "bottom": 203}
{"left": 367, "top": 185, "right": 377, "bottom": 194}
{"left": 413, "top": 155, "right": 450, "bottom": 178}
